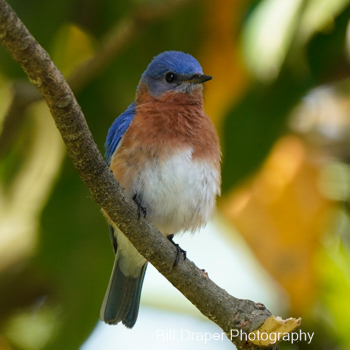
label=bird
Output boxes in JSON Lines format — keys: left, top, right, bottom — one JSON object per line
{"left": 100, "top": 50, "right": 221, "bottom": 328}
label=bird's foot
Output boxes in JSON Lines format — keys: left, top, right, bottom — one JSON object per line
{"left": 133, "top": 194, "right": 146, "bottom": 220}
{"left": 167, "top": 234, "right": 187, "bottom": 267}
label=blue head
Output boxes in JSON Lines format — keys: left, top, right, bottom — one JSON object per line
{"left": 139, "top": 51, "right": 212, "bottom": 97}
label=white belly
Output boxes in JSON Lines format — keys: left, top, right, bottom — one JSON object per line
{"left": 113, "top": 148, "right": 220, "bottom": 276}
{"left": 130, "top": 148, "right": 220, "bottom": 235}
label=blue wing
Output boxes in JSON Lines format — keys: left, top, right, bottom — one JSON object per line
{"left": 102, "top": 103, "right": 146, "bottom": 328}
{"left": 104, "top": 103, "right": 136, "bottom": 252}
{"left": 105, "top": 103, "right": 136, "bottom": 164}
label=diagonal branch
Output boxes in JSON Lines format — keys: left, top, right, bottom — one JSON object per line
{"left": 0, "top": 1, "right": 300, "bottom": 348}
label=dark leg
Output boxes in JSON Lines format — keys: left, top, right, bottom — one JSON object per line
{"left": 167, "top": 234, "right": 187, "bottom": 267}
{"left": 133, "top": 193, "right": 146, "bottom": 220}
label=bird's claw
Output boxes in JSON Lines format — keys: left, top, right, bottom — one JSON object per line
{"left": 133, "top": 194, "right": 147, "bottom": 220}
{"left": 138, "top": 205, "right": 147, "bottom": 220}
{"left": 167, "top": 234, "right": 186, "bottom": 267}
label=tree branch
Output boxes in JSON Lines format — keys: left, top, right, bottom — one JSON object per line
{"left": 0, "top": 1, "right": 300, "bottom": 348}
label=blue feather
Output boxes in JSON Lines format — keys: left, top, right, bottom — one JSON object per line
{"left": 139, "top": 51, "right": 204, "bottom": 97}
{"left": 100, "top": 256, "right": 147, "bottom": 328}
{"left": 142, "top": 51, "right": 203, "bottom": 80}
{"left": 105, "top": 103, "right": 136, "bottom": 164}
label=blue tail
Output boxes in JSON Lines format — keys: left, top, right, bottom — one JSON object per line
{"left": 100, "top": 257, "right": 147, "bottom": 328}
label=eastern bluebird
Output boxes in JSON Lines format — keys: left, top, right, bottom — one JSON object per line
{"left": 100, "top": 51, "right": 221, "bottom": 328}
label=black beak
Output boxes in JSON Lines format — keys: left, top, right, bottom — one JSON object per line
{"left": 187, "top": 73, "right": 213, "bottom": 84}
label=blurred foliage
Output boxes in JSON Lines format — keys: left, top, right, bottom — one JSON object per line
{"left": 1, "top": 0, "right": 350, "bottom": 349}
{"left": 222, "top": 135, "right": 334, "bottom": 313}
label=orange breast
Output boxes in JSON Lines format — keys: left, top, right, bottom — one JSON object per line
{"left": 110, "top": 87, "right": 221, "bottom": 192}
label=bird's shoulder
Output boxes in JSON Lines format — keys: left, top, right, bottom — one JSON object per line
{"left": 105, "top": 103, "right": 136, "bottom": 164}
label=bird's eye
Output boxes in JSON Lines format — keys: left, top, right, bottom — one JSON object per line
{"left": 165, "top": 72, "right": 177, "bottom": 83}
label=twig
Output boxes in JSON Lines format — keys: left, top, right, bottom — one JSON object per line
{"left": 68, "top": 0, "right": 196, "bottom": 92}
{"left": 0, "top": 81, "right": 40, "bottom": 159}
{"left": 0, "top": 1, "right": 300, "bottom": 348}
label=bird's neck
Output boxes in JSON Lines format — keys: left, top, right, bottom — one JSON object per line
{"left": 135, "top": 83, "right": 204, "bottom": 108}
